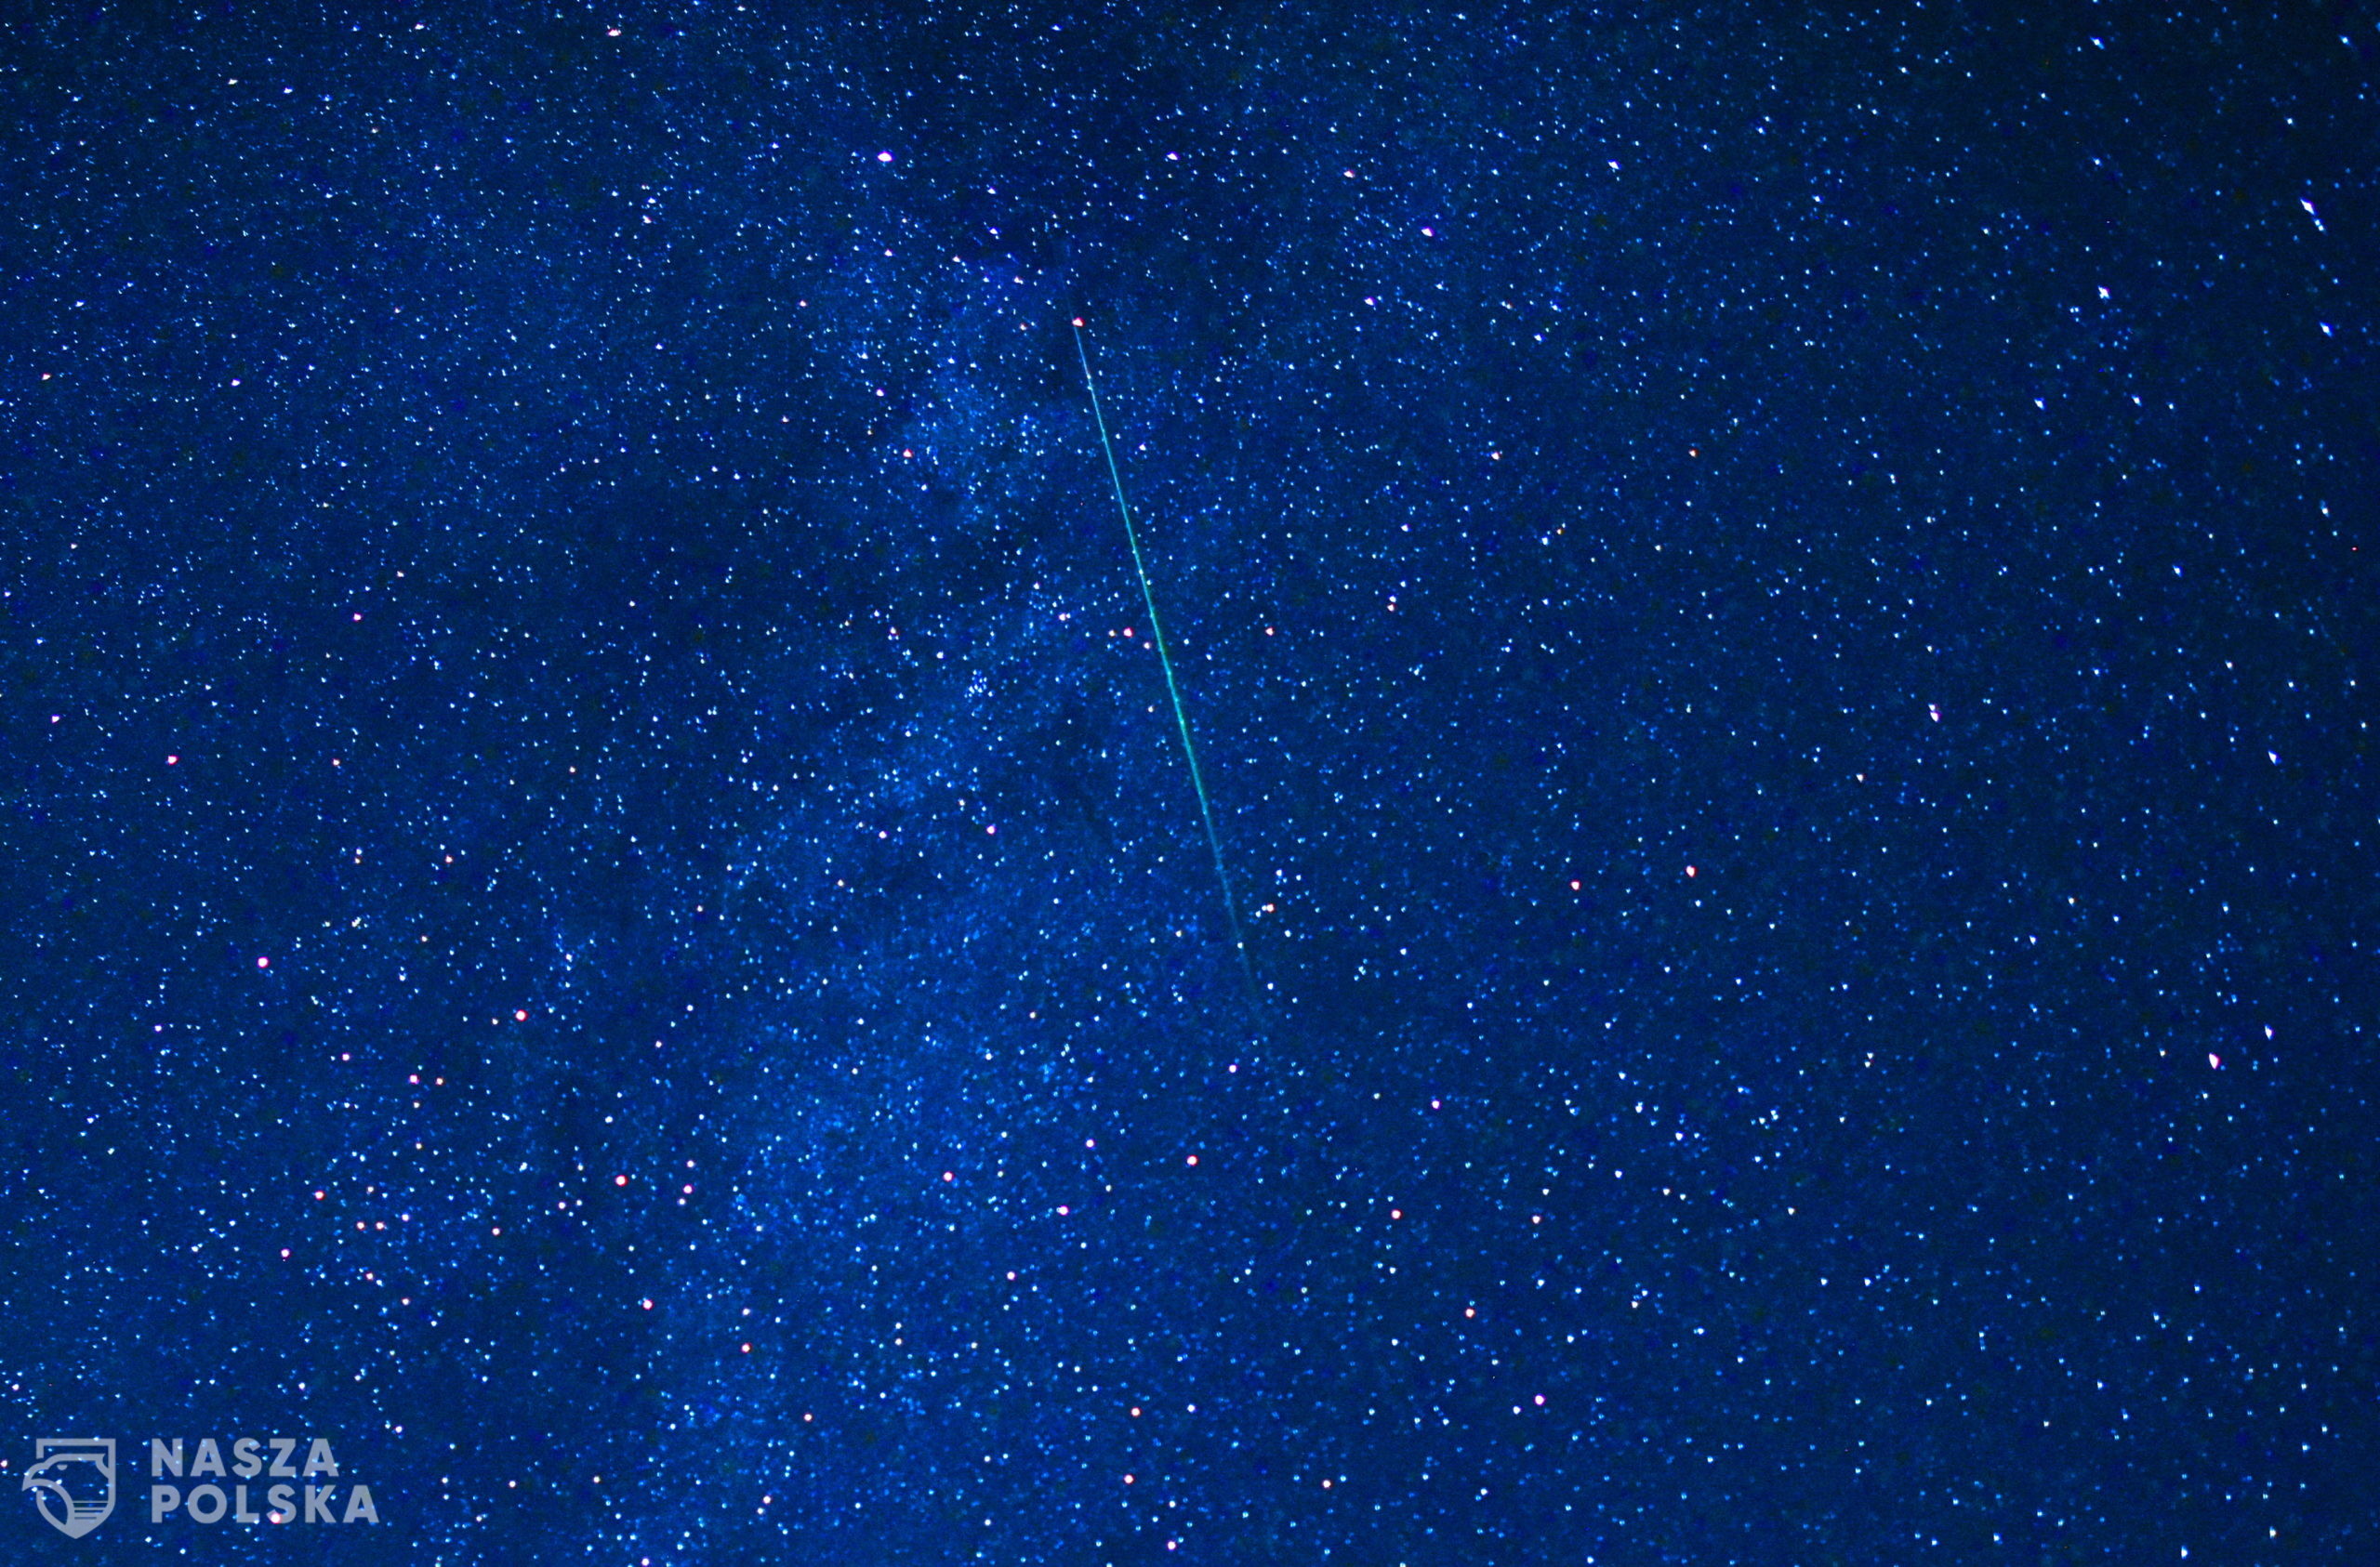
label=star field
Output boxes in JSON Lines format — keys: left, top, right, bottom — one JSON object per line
{"left": 1, "top": 4, "right": 2373, "bottom": 1562}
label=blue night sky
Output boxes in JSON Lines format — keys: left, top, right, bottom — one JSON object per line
{"left": 2, "top": 4, "right": 2373, "bottom": 1562}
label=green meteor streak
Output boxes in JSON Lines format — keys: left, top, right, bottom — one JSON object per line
{"left": 1072, "top": 321, "right": 1258, "bottom": 1005}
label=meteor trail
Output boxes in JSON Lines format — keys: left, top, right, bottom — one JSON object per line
{"left": 1072, "top": 320, "right": 1258, "bottom": 1008}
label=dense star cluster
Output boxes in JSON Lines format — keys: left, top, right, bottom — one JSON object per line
{"left": 3, "top": 5, "right": 2373, "bottom": 1562}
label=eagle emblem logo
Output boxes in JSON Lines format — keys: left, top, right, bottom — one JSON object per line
{"left": 23, "top": 1438, "right": 115, "bottom": 1537}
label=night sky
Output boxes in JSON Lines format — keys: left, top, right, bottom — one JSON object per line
{"left": 5, "top": 5, "right": 2375, "bottom": 1562}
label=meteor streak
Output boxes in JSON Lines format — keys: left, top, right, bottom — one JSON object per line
{"left": 1072, "top": 320, "right": 1258, "bottom": 1007}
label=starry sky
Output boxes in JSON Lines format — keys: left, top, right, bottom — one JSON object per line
{"left": 4, "top": 4, "right": 2374, "bottom": 1563}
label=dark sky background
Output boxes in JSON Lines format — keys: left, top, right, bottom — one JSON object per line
{"left": 3, "top": 3, "right": 2374, "bottom": 1562}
